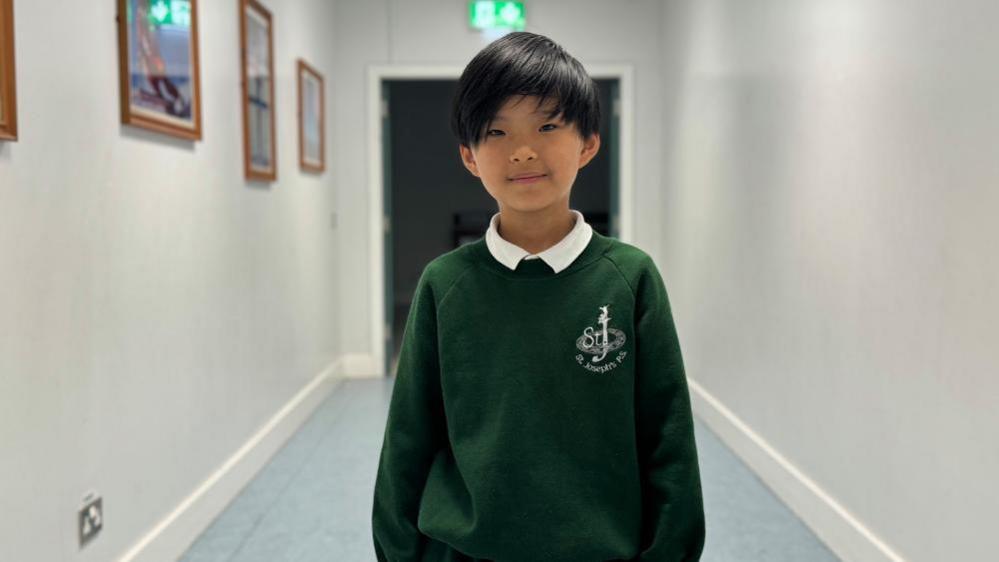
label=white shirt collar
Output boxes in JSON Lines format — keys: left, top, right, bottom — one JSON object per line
{"left": 484, "top": 209, "right": 594, "bottom": 273}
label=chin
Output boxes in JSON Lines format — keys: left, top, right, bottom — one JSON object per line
{"left": 502, "top": 197, "right": 563, "bottom": 214}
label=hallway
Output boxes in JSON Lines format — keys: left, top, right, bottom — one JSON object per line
{"left": 180, "top": 378, "right": 840, "bottom": 562}
{"left": 4, "top": 1, "right": 997, "bottom": 560}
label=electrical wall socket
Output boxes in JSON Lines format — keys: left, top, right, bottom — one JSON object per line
{"left": 78, "top": 492, "right": 102, "bottom": 547}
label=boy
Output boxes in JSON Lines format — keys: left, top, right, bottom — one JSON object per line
{"left": 372, "top": 32, "right": 705, "bottom": 561}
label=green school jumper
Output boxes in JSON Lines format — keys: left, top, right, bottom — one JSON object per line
{"left": 372, "top": 230, "right": 706, "bottom": 561}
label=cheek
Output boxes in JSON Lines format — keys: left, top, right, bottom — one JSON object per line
{"left": 546, "top": 151, "right": 576, "bottom": 177}
{"left": 474, "top": 151, "right": 504, "bottom": 177}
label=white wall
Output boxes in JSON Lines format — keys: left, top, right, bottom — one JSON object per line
{"left": 0, "top": 1, "right": 340, "bottom": 560}
{"left": 332, "top": 0, "right": 668, "bottom": 365}
{"left": 659, "top": 1, "right": 999, "bottom": 560}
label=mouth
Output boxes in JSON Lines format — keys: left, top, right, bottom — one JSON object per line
{"left": 508, "top": 174, "right": 547, "bottom": 184}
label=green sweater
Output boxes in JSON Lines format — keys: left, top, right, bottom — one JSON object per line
{"left": 372, "top": 230, "right": 705, "bottom": 561}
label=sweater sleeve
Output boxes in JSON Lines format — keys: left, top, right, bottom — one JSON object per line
{"left": 633, "top": 258, "right": 706, "bottom": 561}
{"left": 372, "top": 267, "right": 447, "bottom": 562}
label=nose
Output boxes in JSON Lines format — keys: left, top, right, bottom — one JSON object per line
{"left": 509, "top": 144, "right": 537, "bottom": 163}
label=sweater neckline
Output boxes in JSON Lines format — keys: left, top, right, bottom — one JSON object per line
{"left": 471, "top": 229, "right": 613, "bottom": 279}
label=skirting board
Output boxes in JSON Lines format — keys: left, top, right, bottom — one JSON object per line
{"left": 687, "top": 377, "right": 907, "bottom": 562}
{"left": 117, "top": 358, "right": 349, "bottom": 562}
{"left": 339, "top": 353, "right": 382, "bottom": 378}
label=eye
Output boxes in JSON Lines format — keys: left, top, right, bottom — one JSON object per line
{"left": 541, "top": 123, "right": 558, "bottom": 131}
{"left": 486, "top": 129, "right": 504, "bottom": 137}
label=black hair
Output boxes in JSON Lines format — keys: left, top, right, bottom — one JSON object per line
{"left": 450, "top": 32, "right": 601, "bottom": 149}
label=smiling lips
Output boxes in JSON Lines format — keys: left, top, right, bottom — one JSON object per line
{"left": 509, "top": 173, "right": 547, "bottom": 184}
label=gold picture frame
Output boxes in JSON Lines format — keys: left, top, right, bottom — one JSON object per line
{"left": 297, "top": 59, "right": 325, "bottom": 173}
{"left": 0, "top": 0, "right": 17, "bottom": 141}
{"left": 116, "top": 0, "right": 203, "bottom": 140}
{"left": 240, "top": 0, "right": 276, "bottom": 181}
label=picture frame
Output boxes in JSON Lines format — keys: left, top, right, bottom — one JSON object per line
{"left": 0, "top": 0, "right": 17, "bottom": 141}
{"left": 116, "top": 0, "right": 203, "bottom": 140}
{"left": 240, "top": 0, "right": 276, "bottom": 181}
{"left": 297, "top": 59, "right": 325, "bottom": 173}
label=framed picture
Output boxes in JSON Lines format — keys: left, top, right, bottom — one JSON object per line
{"left": 240, "top": 0, "right": 276, "bottom": 181}
{"left": 297, "top": 59, "right": 325, "bottom": 173}
{"left": 0, "top": 0, "right": 17, "bottom": 141}
{"left": 116, "top": 0, "right": 203, "bottom": 140}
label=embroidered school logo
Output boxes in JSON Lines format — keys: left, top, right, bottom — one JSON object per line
{"left": 575, "top": 305, "right": 628, "bottom": 373}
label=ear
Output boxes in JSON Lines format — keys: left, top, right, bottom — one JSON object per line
{"left": 578, "top": 132, "right": 601, "bottom": 169}
{"left": 458, "top": 144, "right": 481, "bottom": 177}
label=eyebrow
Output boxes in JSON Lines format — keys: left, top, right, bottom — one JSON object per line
{"left": 492, "top": 109, "right": 561, "bottom": 122}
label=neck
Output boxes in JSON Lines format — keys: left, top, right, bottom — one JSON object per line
{"left": 496, "top": 205, "right": 576, "bottom": 255}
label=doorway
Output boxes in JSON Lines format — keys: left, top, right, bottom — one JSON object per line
{"left": 380, "top": 77, "right": 623, "bottom": 374}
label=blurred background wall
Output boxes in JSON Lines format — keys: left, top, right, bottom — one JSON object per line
{"left": 658, "top": 1, "right": 998, "bottom": 560}
{"left": 0, "top": 1, "right": 340, "bottom": 560}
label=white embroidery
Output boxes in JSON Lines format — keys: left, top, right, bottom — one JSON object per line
{"left": 575, "top": 305, "right": 627, "bottom": 372}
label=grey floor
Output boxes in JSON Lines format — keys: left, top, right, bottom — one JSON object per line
{"left": 180, "top": 378, "right": 841, "bottom": 562}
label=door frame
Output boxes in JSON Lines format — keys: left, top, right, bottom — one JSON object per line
{"left": 367, "top": 63, "right": 635, "bottom": 376}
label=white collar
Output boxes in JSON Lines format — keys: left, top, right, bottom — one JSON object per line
{"left": 484, "top": 209, "right": 593, "bottom": 273}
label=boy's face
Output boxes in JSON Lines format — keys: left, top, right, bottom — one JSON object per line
{"left": 458, "top": 95, "right": 600, "bottom": 215}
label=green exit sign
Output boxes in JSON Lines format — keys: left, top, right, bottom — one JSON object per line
{"left": 469, "top": 2, "right": 526, "bottom": 31}
{"left": 147, "top": 0, "right": 192, "bottom": 28}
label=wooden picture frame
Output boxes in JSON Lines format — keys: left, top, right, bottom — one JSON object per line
{"left": 0, "top": 0, "right": 17, "bottom": 141}
{"left": 297, "top": 59, "right": 325, "bottom": 173}
{"left": 240, "top": 0, "right": 276, "bottom": 181}
{"left": 116, "top": 0, "right": 203, "bottom": 140}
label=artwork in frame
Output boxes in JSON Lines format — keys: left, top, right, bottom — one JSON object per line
{"left": 297, "top": 59, "right": 325, "bottom": 173}
{"left": 116, "top": 0, "right": 203, "bottom": 140}
{"left": 240, "top": 0, "right": 276, "bottom": 181}
{"left": 0, "top": 0, "right": 17, "bottom": 141}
